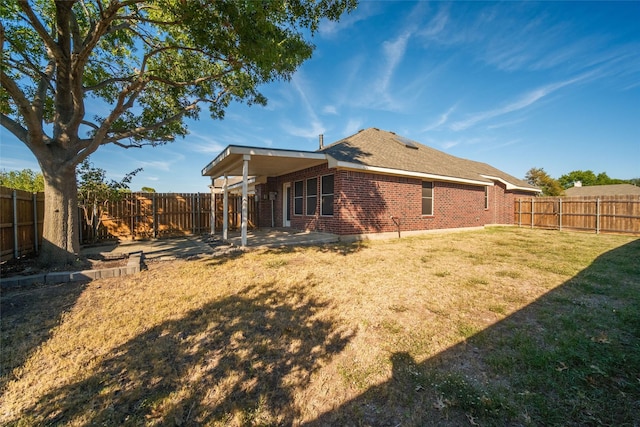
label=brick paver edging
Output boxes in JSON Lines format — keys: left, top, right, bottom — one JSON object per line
{"left": 0, "top": 252, "right": 143, "bottom": 288}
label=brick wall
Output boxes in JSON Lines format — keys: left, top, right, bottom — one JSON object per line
{"left": 256, "top": 164, "right": 528, "bottom": 235}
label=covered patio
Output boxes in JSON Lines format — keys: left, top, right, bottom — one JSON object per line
{"left": 202, "top": 145, "right": 327, "bottom": 247}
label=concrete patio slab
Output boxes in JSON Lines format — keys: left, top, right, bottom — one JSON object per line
{"left": 80, "top": 229, "right": 340, "bottom": 260}
{"left": 225, "top": 229, "right": 339, "bottom": 249}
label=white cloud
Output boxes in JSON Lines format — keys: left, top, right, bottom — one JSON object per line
{"left": 450, "top": 73, "right": 592, "bottom": 131}
{"left": 419, "top": 5, "right": 450, "bottom": 38}
{"left": 281, "top": 120, "right": 325, "bottom": 139}
{"left": 423, "top": 104, "right": 457, "bottom": 132}
{"left": 323, "top": 105, "right": 338, "bottom": 115}
{"left": 486, "top": 118, "right": 527, "bottom": 130}
{"left": 0, "top": 156, "right": 39, "bottom": 171}
{"left": 319, "top": 2, "right": 381, "bottom": 37}
{"left": 379, "top": 32, "right": 411, "bottom": 94}
{"left": 280, "top": 73, "right": 326, "bottom": 139}
{"left": 440, "top": 140, "right": 460, "bottom": 149}
{"left": 136, "top": 160, "right": 174, "bottom": 172}
{"left": 478, "top": 139, "right": 521, "bottom": 152}
{"left": 343, "top": 119, "right": 363, "bottom": 137}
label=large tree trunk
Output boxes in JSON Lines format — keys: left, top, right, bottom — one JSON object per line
{"left": 39, "top": 162, "right": 80, "bottom": 266}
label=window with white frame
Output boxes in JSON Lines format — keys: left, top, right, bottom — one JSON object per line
{"left": 422, "top": 181, "right": 433, "bottom": 215}
{"left": 294, "top": 180, "right": 303, "bottom": 215}
{"left": 321, "top": 174, "right": 334, "bottom": 216}
{"left": 306, "top": 178, "right": 318, "bottom": 215}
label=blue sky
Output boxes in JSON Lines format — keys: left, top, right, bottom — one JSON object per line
{"left": 1, "top": 1, "right": 639, "bottom": 193}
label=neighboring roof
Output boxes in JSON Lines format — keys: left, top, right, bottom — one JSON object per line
{"left": 320, "top": 128, "right": 539, "bottom": 192}
{"left": 564, "top": 184, "right": 640, "bottom": 197}
{"left": 201, "top": 128, "right": 539, "bottom": 193}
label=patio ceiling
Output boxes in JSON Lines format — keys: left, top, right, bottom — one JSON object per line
{"left": 201, "top": 145, "right": 327, "bottom": 178}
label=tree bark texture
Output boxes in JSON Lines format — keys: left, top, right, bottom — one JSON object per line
{"left": 39, "top": 163, "right": 80, "bottom": 266}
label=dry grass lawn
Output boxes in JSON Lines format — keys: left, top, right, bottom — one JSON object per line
{"left": 1, "top": 227, "right": 639, "bottom": 426}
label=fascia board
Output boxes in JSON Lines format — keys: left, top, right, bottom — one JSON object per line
{"left": 229, "top": 146, "right": 326, "bottom": 160}
{"left": 326, "top": 157, "right": 491, "bottom": 187}
{"left": 202, "top": 145, "right": 326, "bottom": 177}
{"left": 202, "top": 146, "right": 234, "bottom": 176}
{"left": 481, "top": 175, "right": 542, "bottom": 193}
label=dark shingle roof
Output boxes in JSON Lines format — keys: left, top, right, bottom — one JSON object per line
{"left": 319, "top": 128, "right": 537, "bottom": 191}
{"left": 564, "top": 184, "right": 640, "bottom": 197}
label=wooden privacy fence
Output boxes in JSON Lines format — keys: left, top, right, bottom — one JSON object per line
{"left": 99, "top": 192, "right": 256, "bottom": 241}
{"left": 1, "top": 187, "right": 44, "bottom": 261}
{"left": 515, "top": 196, "right": 640, "bottom": 235}
{"left": 95, "top": 192, "right": 211, "bottom": 241}
{"left": 1, "top": 187, "right": 257, "bottom": 261}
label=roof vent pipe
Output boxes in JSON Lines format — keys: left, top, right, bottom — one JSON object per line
{"left": 319, "top": 134, "right": 324, "bottom": 149}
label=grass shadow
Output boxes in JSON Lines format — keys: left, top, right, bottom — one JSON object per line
{"left": 14, "top": 283, "right": 354, "bottom": 425}
{"left": 203, "top": 249, "right": 246, "bottom": 267}
{"left": 0, "top": 281, "right": 87, "bottom": 392}
{"left": 306, "top": 239, "right": 640, "bottom": 426}
{"left": 263, "top": 240, "right": 369, "bottom": 257}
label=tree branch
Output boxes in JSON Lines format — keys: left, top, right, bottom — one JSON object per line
{"left": 69, "top": 7, "right": 83, "bottom": 55}
{"left": 0, "top": 113, "right": 29, "bottom": 143}
{"left": 72, "top": 76, "right": 147, "bottom": 165}
{"left": 104, "top": 103, "right": 198, "bottom": 143}
{"left": 34, "top": 56, "right": 57, "bottom": 123}
{"left": 84, "top": 75, "right": 136, "bottom": 93}
{"left": 17, "top": 0, "right": 61, "bottom": 58}
{"left": 0, "top": 69, "right": 45, "bottom": 148}
{"left": 147, "top": 72, "right": 231, "bottom": 89}
{"left": 81, "top": 120, "right": 100, "bottom": 130}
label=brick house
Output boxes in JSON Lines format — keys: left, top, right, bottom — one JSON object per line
{"left": 202, "top": 128, "right": 540, "bottom": 245}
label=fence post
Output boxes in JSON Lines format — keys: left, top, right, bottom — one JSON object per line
{"left": 33, "top": 192, "right": 39, "bottom": 253}
{"left": 192, "top": 194, "right": 197, "bottom": 234}
{"left": 558, "top": 198, "right": 562, "bottom": 231}
{"left": 531, "top": 198, "right": 535, "bottom": 229}
{"left": 197, "top": 193, "right": 202, "bottom": 234}
{"left": 518, "top": 199, "right": 522, "bottom": 227}
{"left": 596, "top": 198, "right": 600, "bottom": 234}
{"left": 12, "top": 190, "right": 19, "bottom": 259}
{"left": 152, "top": 193, "right": 158, "bottom": 238}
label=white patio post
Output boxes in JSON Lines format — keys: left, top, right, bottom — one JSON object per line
{"left": 210, "top": 178, "right": 216, "bottom": 234}
{"left": 222, "top": 174, "right": 229, "bottom": 241}
{"left": 241, "top": 154, "right": 250, "bottom": 247}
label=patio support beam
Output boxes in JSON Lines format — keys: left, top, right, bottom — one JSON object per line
{"left": 210, "top": 178, "right": 215, "bottom": 234}
{"left": 241, "top": 155, "right": 250, "bottom": 247}
{"left": 223, "top": 174, "right": 228, "bottom": 241}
